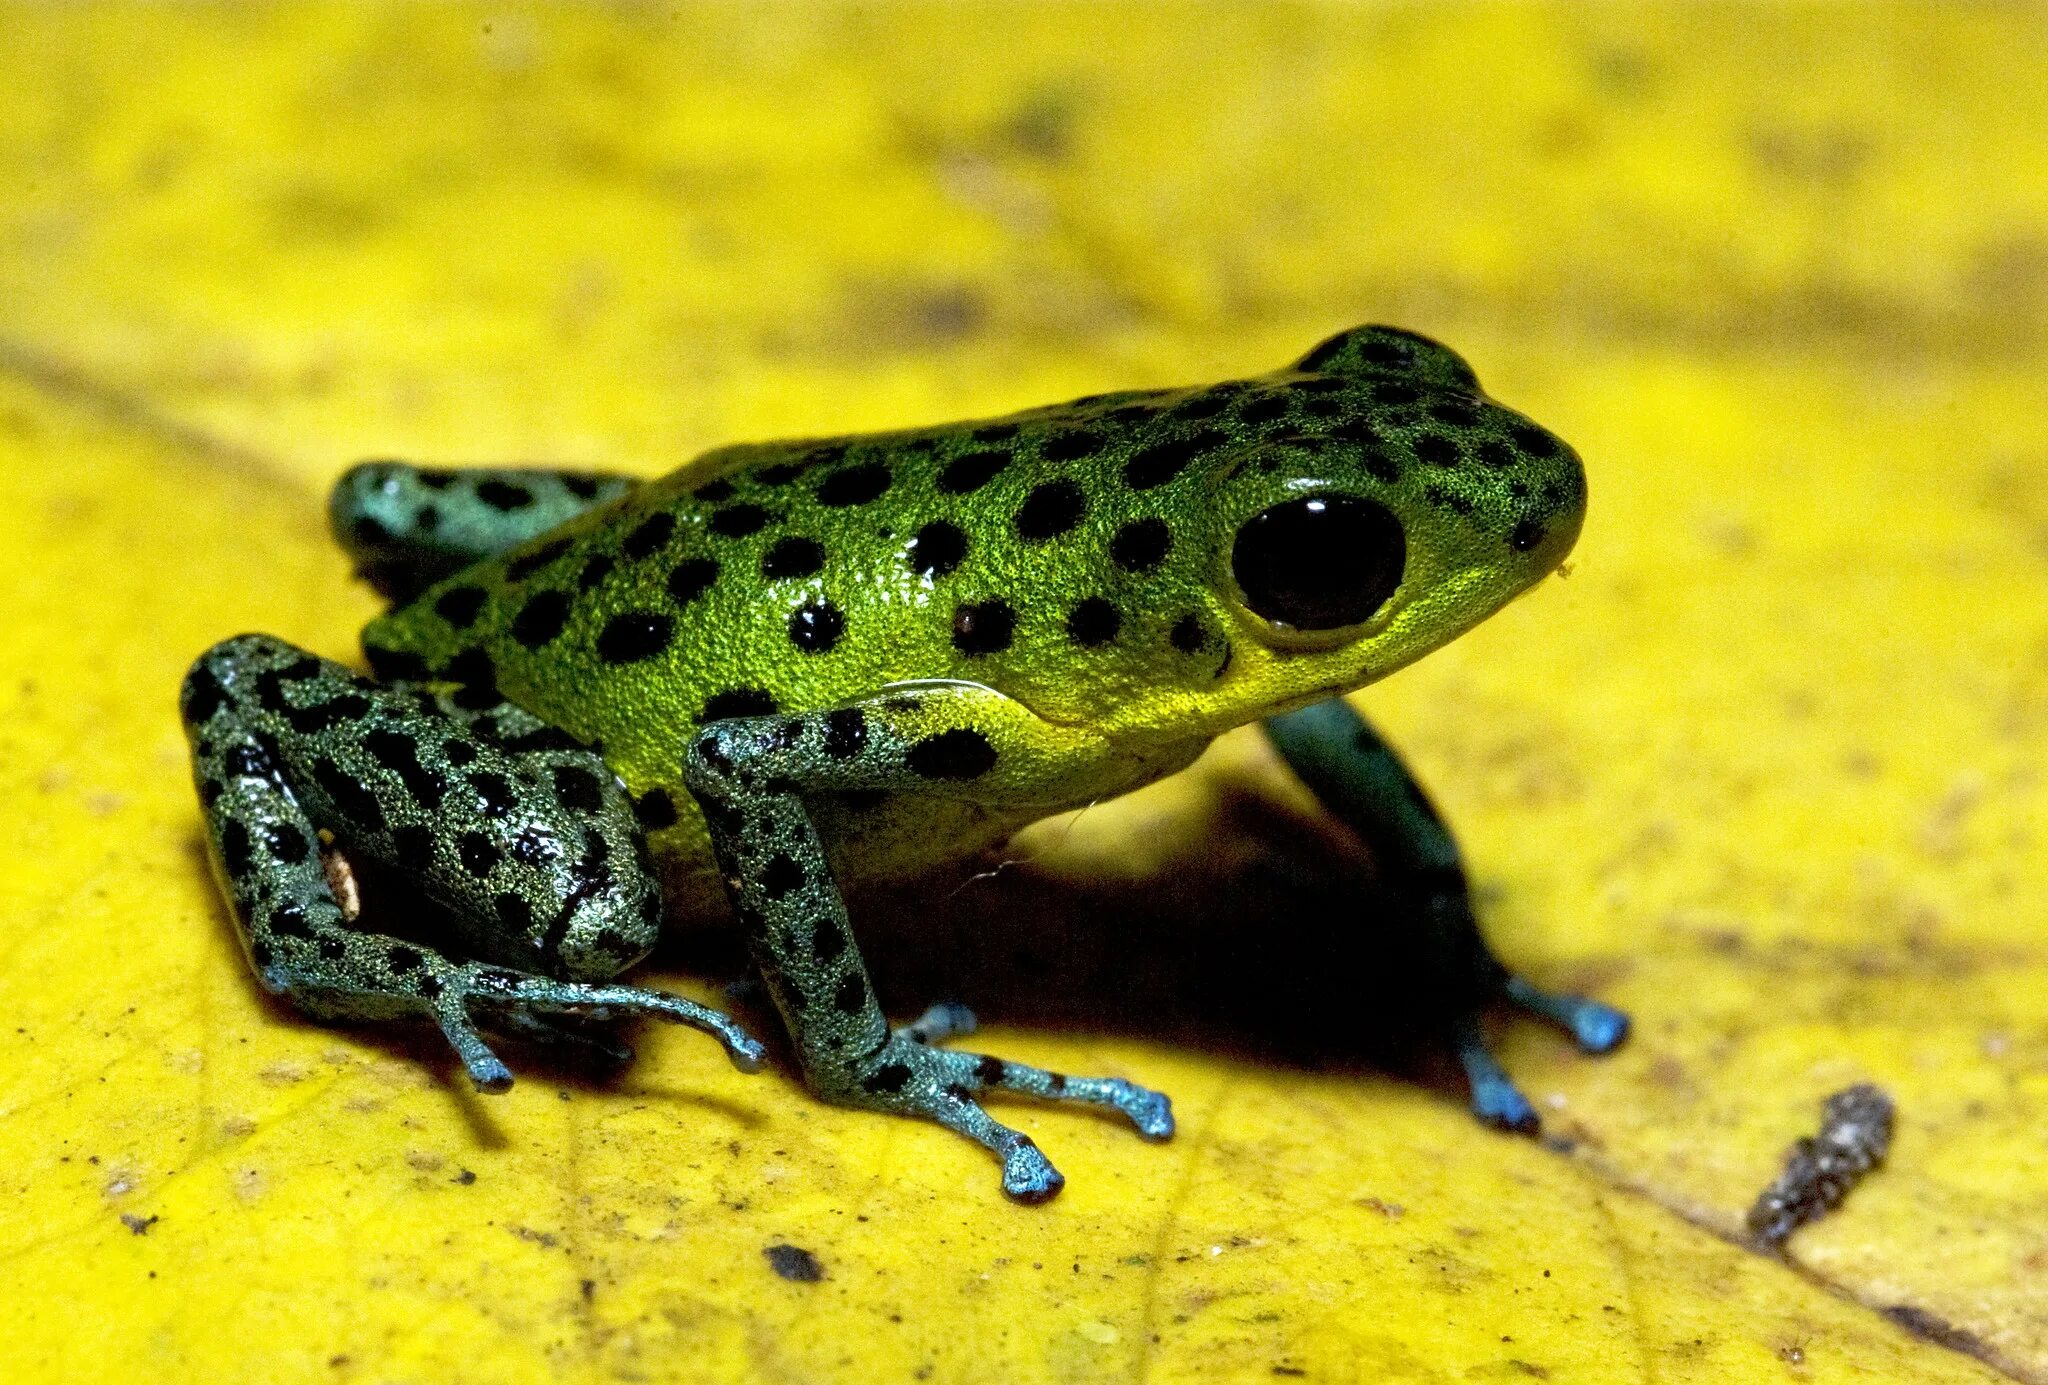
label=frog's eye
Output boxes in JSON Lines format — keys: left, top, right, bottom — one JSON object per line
{"left": 1231, "top": 494, "right": 1405, "bottom": 631}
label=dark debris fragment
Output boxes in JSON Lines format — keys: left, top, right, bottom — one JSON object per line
{"left": 763, "top": 1242, "right": 825, "bottom": 1283}
{"left": 1747, "top": 1082, "right": 1895, "bottom": 1247}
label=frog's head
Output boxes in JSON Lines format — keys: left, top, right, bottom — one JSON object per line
{"left": 1191, "top": 326, "right": 1586, "bottom": 723}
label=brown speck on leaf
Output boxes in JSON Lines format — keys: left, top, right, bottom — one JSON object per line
{"left": 764, "top": 1243, "right": 825, "bottom": 1282}
{"left": 1748, "top": 1083, "right": 1896, "bottom": 1246}
{"left": 121, "top": 1213, "right": 158, "bottom": 1235}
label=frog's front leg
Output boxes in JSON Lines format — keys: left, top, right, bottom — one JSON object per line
{"left": 1262, "top": 697, "right": 1628, "bottom": 1133}
{"left": 682, "top": 685, "right": 1174, "bottom": 1203}
{"left": 180, "top": 633, "right": 763, "bottom": 1088}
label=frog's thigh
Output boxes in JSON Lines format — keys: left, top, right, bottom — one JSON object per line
{"left": 683, "top": 683, "right": 1174, "bottom": 1203}
{"left": 180, "top": 633, "right": 760, "bottom": 1089}
{"left": 1262, "top": 697, "right": 1629, "bottom": 1132}
{"left": 331, "top": 462, "right": 640, "bottom": 602}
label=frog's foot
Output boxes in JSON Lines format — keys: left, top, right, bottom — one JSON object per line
{"left": 438, "top": 966, "right": 766, "bottom": 1092}
{"left": 491, "top": 1008, "right": 637, "bottom": 1067}
{"left": 1502, "top": 975, "right": 1631, "bottom": 1055}
{"left": 1452, "top": 1018, "right": 1540, "bottom": 1135}
{"left": 828, "top": 1025, "right": 1174, "bottom": 1203}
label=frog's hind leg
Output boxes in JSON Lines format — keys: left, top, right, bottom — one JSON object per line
{"left": 179, "top": 632, "right": 762, "bottom": 1088}
{"left": 681, "top": 685, "right": 1175, "bottom": 1203}
{"left": 1261, "top": 696, "right": 1629, "bottom": 1134}
{"left": 331, "top": 462, "right": 639, "bottom": 602}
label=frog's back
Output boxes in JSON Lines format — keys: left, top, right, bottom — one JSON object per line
{"left": 362, "top": 341, "right": 1582, "bottom": 900}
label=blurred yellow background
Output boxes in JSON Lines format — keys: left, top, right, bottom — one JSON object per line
{"left": 3, "top": 4, "right": 2046, "bottom": 1382}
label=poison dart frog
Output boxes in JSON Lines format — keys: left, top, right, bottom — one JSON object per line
{"left": 180, "top": 326, "right": 1626, "bottom": 1201}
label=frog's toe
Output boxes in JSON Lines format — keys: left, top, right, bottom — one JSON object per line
{"left": 451, "top": 966, "right": 766, "bottom": 1075}
{"left": 493, "top": 1009, "right": 637, "bottom": 1067}
{"left": 1502, "top": 976, "right": 1631, "bottom": 1056}
{"left": 1454, "top": 1020, "right": 1540, "bottom": 1136}
{"left": 1001, "top": 1138, "right": 1066, "bottom": 1204}
{"left": 1124, "top": 1086, "right": 1176, "bottom": 1142}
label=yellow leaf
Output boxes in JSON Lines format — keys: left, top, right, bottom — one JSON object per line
{"left": 1, "top": 4, "right": 2042, "bottom": 1382}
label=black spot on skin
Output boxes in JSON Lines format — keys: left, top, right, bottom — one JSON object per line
{"left": 1429, "top": 400, "right": 1479, "bottom": 428}
{"left": 354, "top": 515, "right": 393, "bottom": 546}
{"left": 468, "top": 771, "right": 516, "bottom": 817}
{"left": 314, "top": 757, "right": 385, "bottom": 830}
{"left": 1014, "top": 479, "right": 1086, "bottom": 541}
{"left": 1125, "top": 429, "right": 1225, "bottom": 490}
{"left": 812, "top": 915, "right": 848, "bottom": 962}
{"left": 387, "top": 945, "right": 424, "bottom": 972}
{"left": 762, "top": 536, "right": 825, "bottom": 579}
{"left": 506, "top": 537, "right": 574, "bottom": 582}
{"left": 1509, "top": 423, "right": 1560, "bottom": 457}
{"left": 1476, "top": 440, "right": 1515, "bottom": 469}
{"left": 761, "top": 854, "right": 806, "bottom": 900}
{"left": 262, "top": 822, "right": 307, "bottom": 863}
{"left": 757, "top": 461, "right": 811, "bottom": 486}
{"left": 787, "top": 601, "right": 845, "bottom": 654}
{"left": 700, "top": 688, "right": 777, "bottom": 722}
{"left": 220, "top": 819, "right": 254, "bottom": 876}
{"left": 578, "top": 554, "right": 615, "bottom": 591}
{"left": 364, "top": 728, "right": 448, "bottom": 807}
{"left": 445, "top": 740, "right": 478, "bottom": 767}
{"left": 971, "top": 423, "right": 1018, "bottom": 443}
{"left": 623, "top": 512, "right": 676, "bottom": 559}
{"left": 975, "top": 1055, "right": 1007, "bottom": 1085}
{"left": 763, "top": 1244, "right": 825, "bottom": 1283}
{"left": 907, "top": 520, "right": 968, "bottom": 578}
{"left": 282, "top": 691, "right": 373, "bottom": 735}
{"left": 434, "top": 586, "right": 488, "bottom": 628}
{"left": 181, "top": 666, "right": 228, "bottom": 724}
{"left": 1414, "top": 433, "right": 1462, "bottom": 466}
{"left": 223, "top": 743, "right": 272, "bottom": 781}
{"left": 495, "top": 892, "right": 534, "bottom": 935}
{"left": 1362, "top": 452, "right": 1400, "bottom": 484}
{"left": 1511, "top": 519, "right": 1547, "bottom": 552}
{"left": 562, "top": 475, "right": 602, "bottom": 500}
{"left": 596, "top": 611, "right": 674, "bottom": 664}
{"left": 694, "top": 478, "right": 736, "bottom": 503}
{"left": 269, "top": 903, "right": 315, "bottom": 939}
{"left": 832, "top": 972, "right": 868, "bottom": 1015}
{"left": 508, "top": 829, "right": 549, "bottom": 867}
{"left": 1109, "top": 517, "right": 1171, "bottom": 572}
{"left": 365, "top": 644, "right": 431, "bottom": 682}
{"left": 459, "top": 831, "right": 501, "bottom": 876}
{"left": 1042, "top": 429, "right": 1103, "bottom": 462}
{"left": 951, "top": 600, "right": 1015, "bottom": 656}
{"left": 1424, "top": 484, "right": 1477, "bottom": 517}
{"left": 250, "top": 940, "right": 274, "bottom": 967}
{"left": 634, "top": 788, "right": 679, "bottom": 829}
{"left": 864, "top": 1062, "right": 912, "bottom": 1094}
{"left": 907, "top": 728, "right": 998, "bottom": 780}
{"left": 708, "top": 504, "right": 771, "bottom": 538}
{"left": 1371, "top": 382, "right": 1421, "bottom": 405}
{"left": 411, "top": 468, "right": 456, "bottom": 490}
{"left": 823, "top": 708, "right": 867, "bottom": 760}
{"left": 937, "top": 450, "right": 1008, "bottom": 495}
{"left": 391, "top": 823, "right": 435, "bottom": 869}
{"left": 1239, "top": 393, "right": 1291, "bottom": 425}
{"left": 441, "top": 647, "right": 498, "bottom": 695}
{"left": 510, "top": 590, "right": 572, "bottom": 649}
{"left": 476, "top": 480, "right": 535, "bottom": 511}
{"left": 815, "top": 462, "right": 891, "bottom": 508}
{"left": 666, "top": 556, "right": 719, "bottom": 606}
{"left": 318, "top": 936, "right": 347, "bottom": 961}
{"left": 419, "top": 974, "right": 444, "bottom": 998}
{"left": 1170, "top": 614, "right": 1207, "bottom": 653}
{"left": 552, "top": 765, "right": 603, "bottom": 812}
{"left": 1065, "top": 597, "right": 1121, "bottom": 647}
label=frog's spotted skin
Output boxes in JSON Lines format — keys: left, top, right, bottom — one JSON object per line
{"left": 180, "top": 325, "right": 1627, "bottom": 1200}
{"left": 333, "top": 462, "right": 639, "bottom": 602}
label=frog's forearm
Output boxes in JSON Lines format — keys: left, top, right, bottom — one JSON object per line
{"left": 1263, "top": 697, "right": 1628, "bottom": 1131}
{"left": 683, "top": 687, "right": 1173, "bottom": 1202}
{"left": 331, "top": 462, "right": 639, "bottom": 602}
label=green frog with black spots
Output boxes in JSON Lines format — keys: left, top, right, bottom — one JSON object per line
{"left": 180, "top": 325, "right": 1626, "bottom": 1202}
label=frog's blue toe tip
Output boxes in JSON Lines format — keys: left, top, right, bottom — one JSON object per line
{"left": 1471, "top": 1079, "right": 1539, "bottom": 1136}
{"left": 1573, "top": 1004, "right": 1630, "bottom": 1055}
{"left": 725, "top": 1035, "right": 769, "bottom": 1074}
{"left": 1130, "top": 1089, "right": 1175, "bottom": 1142}
{"left": 1002, "top": 1141, "right": 1065, "bottom": 1204}
{"left": 468, "top": 1059, "right": 515, "bottom": 1094}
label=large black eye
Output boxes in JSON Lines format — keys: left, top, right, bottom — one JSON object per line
{"left": 1231, "top": 494, "right": 1405, "bottom": 630}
